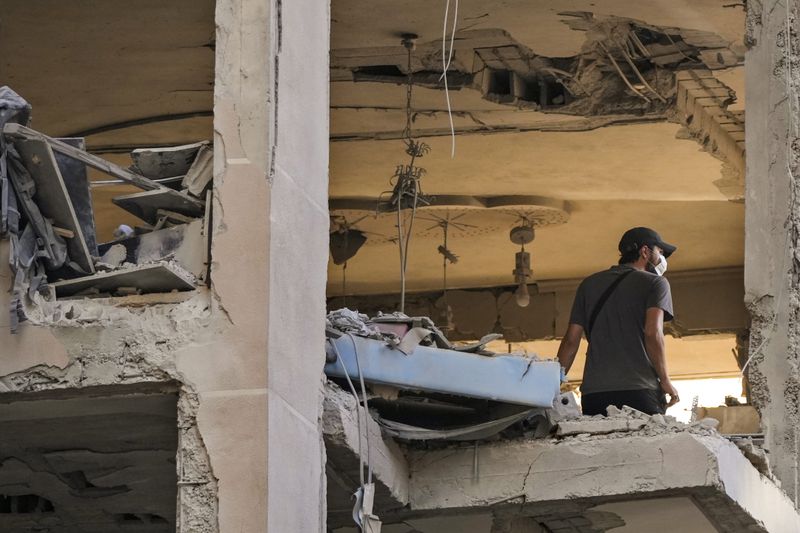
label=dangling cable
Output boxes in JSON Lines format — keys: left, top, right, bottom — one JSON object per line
{"left": 396, "top": 37, "right": 428, "bottom": 313}
{"left": 341, "top": 261, "right": 347, "bottom": 308}
{"left": 331, "top": 339, "right": 365, "bottom": 486}
{"left": 440, "top": 0, "right": 459, "bottom": 158}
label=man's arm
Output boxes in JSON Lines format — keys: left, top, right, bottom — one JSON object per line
{"left": 644, "top": 307, "right": 679, "bottom": 406}
{"left": 557, "top": 323, "right": 584, "bottom": 375}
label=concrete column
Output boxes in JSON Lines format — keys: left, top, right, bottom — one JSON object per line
{"left": 210, "top": 0, "right": 330, "bottom": 530}
{"left": 744, "top": 0, "right": 800, "bottom": 505}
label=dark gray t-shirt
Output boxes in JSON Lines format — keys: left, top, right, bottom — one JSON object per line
{"left": 569, "top": 265, "right": 673, "bottom": 394}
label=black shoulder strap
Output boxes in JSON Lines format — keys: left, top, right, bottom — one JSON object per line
{"left": 586, "top": 270, "right": 634, "bottom": 339}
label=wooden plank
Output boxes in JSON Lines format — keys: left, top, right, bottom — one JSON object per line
{"left": 112, "top": 189, "right": 205, "bottom": 225}
{"left": 51, "top": 263, "right": 196, "bottom": 298}
{"left": 15, "top": 139, "right": 95, "bottom": 274}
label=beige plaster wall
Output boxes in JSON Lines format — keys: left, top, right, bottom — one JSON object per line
{"left": 744, "top": 0, "right": 800, "bottom": 505}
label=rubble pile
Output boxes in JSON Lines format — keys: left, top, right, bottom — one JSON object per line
{"left": 554, "top": 404, "right": 722, "bottom": 440}
{"left": 0, "top": 87, "right": 211, "bottom": 331}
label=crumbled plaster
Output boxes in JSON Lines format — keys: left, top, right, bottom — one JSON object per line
{"left": 0, "top": 291, "right": 226, "bottom": 531}
{"left": 177, "top": 391, "right": 219, "bottom": 533}
{"left": 744, "top": 0, "right": 800, "bottom": 505}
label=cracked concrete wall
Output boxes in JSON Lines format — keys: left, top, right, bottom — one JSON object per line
{"left": 744, "top": 0, "right": 800, "bottom": 505}
{"left": 0, "top": 0, "right": 330, "bottom": 531}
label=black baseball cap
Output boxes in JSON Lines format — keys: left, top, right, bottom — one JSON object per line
{"left": 618, "top": 227, "right": 677, "bottom": 258}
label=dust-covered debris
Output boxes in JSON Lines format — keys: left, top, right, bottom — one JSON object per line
{"left": 0, "top": 88, "right": 214, "bottom": 330}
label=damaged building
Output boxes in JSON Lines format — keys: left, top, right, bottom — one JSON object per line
{"left": 1, "top": 0, "right": 800, "bottom": 531}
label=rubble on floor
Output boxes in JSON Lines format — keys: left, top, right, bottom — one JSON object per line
{"left": 554, "top": 404, "right": 721, "bottom": 439}
{"left": 0, "top": 87, "right": 212, "bottom": 332}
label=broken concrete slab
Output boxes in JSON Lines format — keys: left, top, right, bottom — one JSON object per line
{"left": 326, "top": 334, "right": 560, "bottom": 408}
{"left": 555, "top": 417, "right": 647, "bottom": 437}
{"left": 14, "top": 138, "right": 95, "bottom": 274}
{"left": 131, "top": 141, "right": 210, "bottom": 179}
{"left": 405, "top": 431, "right": 800, "bottom": 532}
{"left": 50, "top": 263, "right": 195, "bottom": 298}
{"left": 323, "top": 381, "right": 408, "bottom": 529}
{"left": 112, "top": 188, "right": 206, "bottom": 225}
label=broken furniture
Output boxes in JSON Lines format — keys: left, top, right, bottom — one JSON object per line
{"left": 1, "top": 112, "right": 211, "bottom": 320}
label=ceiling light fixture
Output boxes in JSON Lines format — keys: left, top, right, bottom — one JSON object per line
{"left": 510, "top": 219, "right": 535, "bottom": 307}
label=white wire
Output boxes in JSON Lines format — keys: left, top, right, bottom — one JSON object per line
{"left": 441, "top": 0, "right": 458, "bottom": 158}
{"left": 741, "top": 0, "right": 797, "bottom": 375}
{"left": 348, "top": 333, "right": 372, "bottom": 485}
{"left": 330, "top": 338, "right": 366, "bottom": 487}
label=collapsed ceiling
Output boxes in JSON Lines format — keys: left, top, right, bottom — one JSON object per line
{"left": 328, "top": 0, "right": 746, "bottom": 297}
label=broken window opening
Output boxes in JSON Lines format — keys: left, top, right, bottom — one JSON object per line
{"left": 0, "top": 89, "right": 213, "bottom": 330}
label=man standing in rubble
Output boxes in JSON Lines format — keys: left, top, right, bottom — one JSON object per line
{"left": 556, "top": 227, "right": 679, "bottom": 416}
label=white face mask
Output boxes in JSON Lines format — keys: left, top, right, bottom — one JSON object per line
{"left": 651, "top": 254, "right": 668, "bottom": 276}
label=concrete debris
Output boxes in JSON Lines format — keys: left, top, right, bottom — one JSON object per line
{"left": 327, "top": 308, "right": 383, "bottom": 338}
{"left": 333, "top": 16, "right": 744, "bottom": 122}
{"left": 0, "top": 88, "right": 212, "bottom": 330}
{"left": 99, "top": 243, "right": 127, "bottom": 268}
{"left": 556, "top": 416, "right": 646, "bottom": 437}
{"left": 734, "top": 437, "right": 771, "bottom": 478}
{"left": 131, "top": 141, "right": 210, "bottom": 179}
{"left": 554, "top": 404, "right": 730, "bottom": 441}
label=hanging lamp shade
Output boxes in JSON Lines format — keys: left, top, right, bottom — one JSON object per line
{"left": 329, "top": 229, "right": 367, "bottom": 265}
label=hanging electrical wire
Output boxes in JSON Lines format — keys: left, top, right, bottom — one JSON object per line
{"left": 440, "top": 0, "right": 459, "bottom": 158}
{"left": 391, "top": 35, "right": 431, "bottom": 313}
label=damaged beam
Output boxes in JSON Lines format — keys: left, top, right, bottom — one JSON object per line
{"left": 326, "top": 335, "right": 560, "bottom": 408}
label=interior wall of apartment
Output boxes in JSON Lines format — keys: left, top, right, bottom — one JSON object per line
{"left": 744, "top": 0, "right": 800, "bottom": 505}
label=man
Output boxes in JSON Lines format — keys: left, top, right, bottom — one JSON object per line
{"left": 556, "top": 227, "right": 679, "bottom": 416}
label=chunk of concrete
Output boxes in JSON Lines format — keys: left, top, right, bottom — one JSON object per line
{"left": 556, "top": 417, "right": 647, "bottom": 437}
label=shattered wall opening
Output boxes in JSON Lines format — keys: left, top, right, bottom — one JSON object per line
{"left": 0, "top": 384, "right": 179, "bottom": 533}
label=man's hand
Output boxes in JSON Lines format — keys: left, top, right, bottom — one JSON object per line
{"left": 660, "top": 379, "right": 680, "bottom": 407}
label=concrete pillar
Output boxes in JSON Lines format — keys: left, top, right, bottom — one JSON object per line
{"left": 211, "top": 0, "right": 329, "bottom": 530}
{"left": 744, "top": 0, "right": 800, "bottom": 505}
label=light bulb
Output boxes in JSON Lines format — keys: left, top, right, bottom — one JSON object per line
{"left": 515, "top": 282, "right": 530, "bottom": 307}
